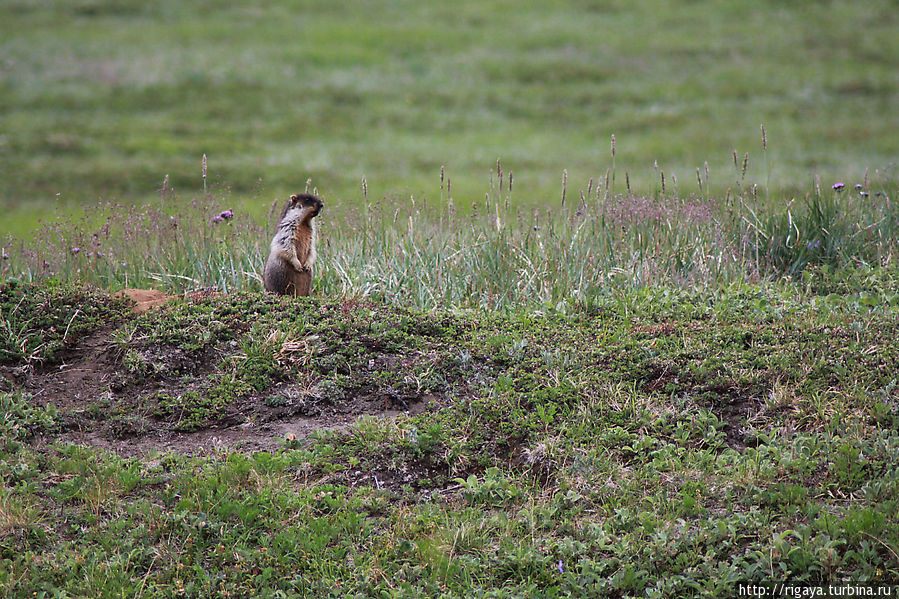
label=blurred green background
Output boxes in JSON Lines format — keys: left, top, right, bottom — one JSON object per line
{"left": 1, "top": 0, "right": 896, "bottom": 237}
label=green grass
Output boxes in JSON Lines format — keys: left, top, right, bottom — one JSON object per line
{"left": 2, "top": 168, "right": 897, "bottom": 311}
{"left": 1, "top": 283, "right": 898, "bottom": 597}
{"left": 0, "top": 280, "right": 131, "bottom": 364}
{"left": 3, "top": 1, "right": 899, "bottom": 595}
{"left": 5, "top": 190, "right": 897, "bottom": 595}
{"left": 2, "top": 0, "right": 898, "bottom": 236}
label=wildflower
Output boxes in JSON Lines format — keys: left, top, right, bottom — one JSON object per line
{"left": 558, "top": 560, "right": 564, "bottom": 574}
{"left": 855, "top": 184, "right": 863, "bottom": 190}
{"left": 1, "top": 251, "right": 8, "bottom": 260}
{"left": 71, "top": 247, "right": 80, "bottom": 254}
{"left": 212, "top": 215, "right": 224, "bottom": 223}
{"left": 42, "top": 260, "right": 50, "bottom": 269}
{"left": 219, "top": 209, "right": 234, "bottom": 220}
{"left": 832, "top": 182, "right": 845, "bottom": 191}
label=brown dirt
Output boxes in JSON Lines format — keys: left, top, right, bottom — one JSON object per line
{"left": 708, "top": 392, "right": 766, "bottom": 451}
{"left": 3, "top": 315, "right": 438, "bottom": 459}
{"left": 112, "top": 288, "right": 175, "bottom": 313}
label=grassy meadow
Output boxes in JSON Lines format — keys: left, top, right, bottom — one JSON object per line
{"left": 2, "top": 1, "right": 899, "bottom": 597}
{"left": 1, "top": 0, "right": 897, "bottom": 236}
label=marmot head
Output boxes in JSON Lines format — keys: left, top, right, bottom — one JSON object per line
{"left": 289, "top": 193, "right": 324, "bottom": 218}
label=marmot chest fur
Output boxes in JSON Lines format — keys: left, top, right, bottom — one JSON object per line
{"left": 263, "top": 193, "right": 323, "bottom": 296}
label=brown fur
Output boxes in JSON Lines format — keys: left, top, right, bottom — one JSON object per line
{"left": 263, "top": 193, "right": 323, "bottom": 296}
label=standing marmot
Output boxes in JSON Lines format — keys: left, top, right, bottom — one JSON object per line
{"left": 263, "top": 193, "right": 324, "bottom": 296}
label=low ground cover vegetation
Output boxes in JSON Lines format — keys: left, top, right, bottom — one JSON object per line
{"left": 1, "top": 276, "right": 897, "bottom": 596}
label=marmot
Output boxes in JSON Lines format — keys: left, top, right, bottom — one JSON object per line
{"left": 263, "top": 193, "right": 323, "bottom": 296}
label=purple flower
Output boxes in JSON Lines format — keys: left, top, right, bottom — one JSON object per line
{"left": 219, "top": 209, "right": 234, "bottom": 220}
{"left": 212, "top": 215, "right": 224, "bottom": 223}
{"left": 71, "top": 247, "right": 80, "bottom": 254}
{"left": 557, "top": 560, "right": 564, "bottom": 574}
{"left": 855, "top": 184, "right": 863, "bottom": 190}
{"left": 1, "top": 252, "right": 8, "bottom": 260}
{"left": 832, "top": 182, "right": 845, "bottom": 191}
{"left": 42, "top": 261, "right": 50, "bottom": 269}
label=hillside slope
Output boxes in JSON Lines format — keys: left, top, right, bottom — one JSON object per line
{"left": 1, "top": 281, "right": 898, "bottom": 597}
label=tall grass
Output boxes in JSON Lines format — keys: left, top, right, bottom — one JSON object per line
{"left": 0, "top": 187, "right": 271, "bottom": 294}
{"left": 2, "top": 157, "right": 896, "bottom": 311}
{"left": 745, "top": 181, "right": 897, "bottom": 277}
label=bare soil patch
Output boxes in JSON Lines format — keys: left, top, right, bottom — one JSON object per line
{"left": 3, "top": 314, "right": 439, "bottom": 458}
{"left": 112, "top": 288, "right": 175, "bottom": 313}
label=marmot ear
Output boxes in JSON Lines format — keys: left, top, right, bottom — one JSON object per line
{"left": 289, "top": 194, "right": 300, "bottom": 202}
